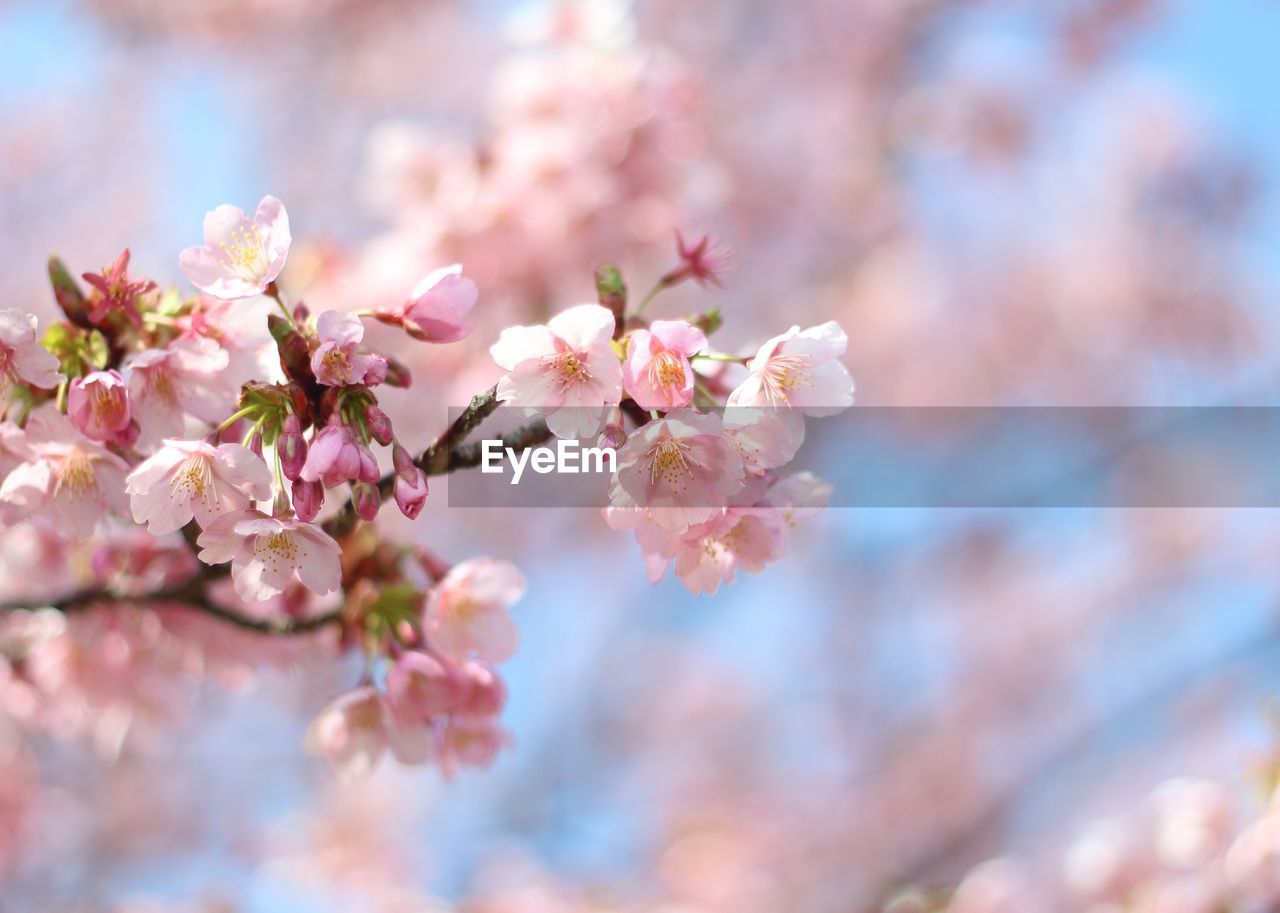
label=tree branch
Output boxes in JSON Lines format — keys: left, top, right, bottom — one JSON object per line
{"left": 0, "top": 386, "right": 547, "bottom": 635}
{"left": 0, "top": 565, "right": 341, "bottom": 637}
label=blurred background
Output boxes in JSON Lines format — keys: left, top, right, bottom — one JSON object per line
{"left": 4, "top": 0, "right": 1280, "bottom": 910}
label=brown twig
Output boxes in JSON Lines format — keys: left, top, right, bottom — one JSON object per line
{"left": 324, "top": 385, "right": 550, "bottom": 537}
{"left": 0, "top": 385, "right": 545, "bottom": 635}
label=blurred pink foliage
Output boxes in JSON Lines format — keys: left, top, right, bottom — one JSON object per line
{"left": 1, "top": 0, "right": 1278, "bottom": 910}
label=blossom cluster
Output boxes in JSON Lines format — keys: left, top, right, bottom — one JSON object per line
{"left": 886, "top": 767, "right": 1280, "bottom": 913}
{"left": 488, "top": 277, "right": 852, "bottom": 594}
{"left": 0, "top": 193, "right": 852, "bottom": 781}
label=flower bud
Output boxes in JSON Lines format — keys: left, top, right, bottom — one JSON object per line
{"left": 357, "top": 444, "right": 381, "bottom": 484}
{"left": 365, "top": 404, "right": 394, "bottom": 446}
{"left": 394, "top": 466, "right": 429, "bottom": 520}
{"left": 392, "top": 442, "right": 417, "bottom": 476}
{"left": 386, "top": 651, "right": 458, "bottom": 722}
{"left": 48, "top": 256, "right": 92, "bottom": 327}
{"left": 292, "top": 479, "right": 324, "bottom": 522}
{"left": 352, "top": 481, "right": 380, "bottom": 522}
{"left": 383, "top": 357, "right": 412, "bottom": 389}
{"left": 278, "top": 414, "right": 308, "bottom": 480}
{"left": 456, "top": 661, "right": 507, "bottom": 717}
{"left": 596, "top": 423, "right": 626, "bottom": 452}
{"left": 67, "top": 370, "right": 131, "bottom": 441}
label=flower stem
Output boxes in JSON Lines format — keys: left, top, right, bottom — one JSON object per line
{"left": 216, "top": 405, "right": 258, "bottom": 433}
{"left": 693, "top": 351, "right": 747, "bottom": 364}
{"left": 632, "top": 278, "right": 673, "bottom": 319}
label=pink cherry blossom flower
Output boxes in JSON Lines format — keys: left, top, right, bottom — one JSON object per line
{"left": 67, "top": 370, "right": 132, "bottom": 442}
{"left": 0, "top": 408, "right": 129, "bottom": 540}
{"left": 81, "top": 249, "right": 157, "bottom": 328}
{"left": 491, "top": 303, "right": 623, "bottom": 439}
{"left": 196, "top": 509, "right": 342, "bottom": 602}
{"left": 424, "top": 558, "right": 525, "bottom": 664}
{"left": 303, "top": 686, "right": 391, "bottom": 783}
{"left": 612, "top": 507, "right": 786, "bottom": 597}
{"left": 759, "top": 470, "right": 833, "bottom": 527}
{"left": 400, "top": 265, "right": 477, "bottom": 343}
{"left": 722, "top": 407, "right": 806, "bottom": 476}
{"left": 125, "top": 440, "right": 273, "bottom": 535}
{"left": 622, "top": 319, "right": 707, "bottom": 411}
{"left": 291, "top": 479, "right": 323, "bottom": 522}
{"left": 299, "top": 421, "right": 380, "bottom": 488}
{"left": 670, "top": 510, "right": 787, "bottom": 596}
{"left": 0, "top": 310, "right": 63, "bottom": 396}
{"left": 179, "top": 195, "right": 291, "bottom": 299}
{"left": 664, "top": 230, "right": 731, "bottom": 288}
{"left": 310, "top": 311, "right": 388, "bottom": 387}
{"left": 454, "top": 660, "right": 507, "bottom": 717}
{"left": 610, "top": 408, "right": 746, "bottom": 532}
{"left": 177, "top": 294, "right": 283, "bottom": 388}
{"left": 125, "top": 338, "right": 233, "bottom": 451}
{"left": 276, "top": 414, "right": 307, "bottom": 481}
{"left": 727, "top": 321, "right": 855, "bottom": 416}
{"left": 386, "top": 651, "right": 458, "bottom": 723}
{"left": 436, "top": 716, "right": 510, "bottom": 778}
{"left": 392, "top": 443, "right": 428, "bottom": 520}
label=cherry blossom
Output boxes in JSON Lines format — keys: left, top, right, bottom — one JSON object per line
{"left": 727, "top": 321, "right": 855, "bottom": 416}
{"left": 81, "top": 249, "right": 157, "bottom": 328}
{"left": 0, "top": 408, "right": 129, "bottom": 540}
{"left": 424, "top": 558, "right": 525, "bottom": 664}
{"left": 196, "top": 509, "right": 342, "bottom": 602}
{"left": 299, "top": 421, "right": 380, "bottom": 489}
{"left": 125, "top": 440, "right": 273, "bottom": 535}
{"left": 667, "top": 230, "right": 731, "bottom": 288}
{"left": 125, "top": 338, "right": 233, "bottom": 451}
{"left": 0, "top": 310, "right": 63, "bottom": 396}
{"left": 392, "top": 443, "right": 429, "bottom": 520}
{"left": 610, "top": 408, "right": 746, "bottom": 532}
{"left": 386, "top": 651, "right": 458, "bottom": 723}
{"left": 310, "top": 311, "right": 388, "bottom": 387}
{"left": 491, "top": 303, "right": 623, "bottom": 439}
{"left": 67, "top": 370, "right": 133, "bottom": 443}
{"left": 303, "top": 686, "right": 394, "bottom": 783}
{"left": 400, "top": 264, "right": 477, "bottom": 343}
{"left": 622, "top": 319, "right": 707, "bottom": 411}
{"left": 179, "top": 196, "right": 291, "bottom": 299}
{"left": 436, "top": 716, "right": 510, "bottom": 779}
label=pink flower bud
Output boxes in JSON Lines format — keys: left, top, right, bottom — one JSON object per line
{"left": 383, "top": 358, "right": 412, "bottom": 388}
{"left": 67, "top": 370, "right": 131, "bottom": 441}
{"left": 352, "top": 481, "right": 380, "bottom": 521}
{"left": 455, "top": 661, "right": 507, "bottom": 717}
{"left": 311, "top": 311, "right": 388, "bottom": 388}
{"left": 365, "top": 404, "right": 394, "bottom": 446}
{"left": 292, "top": 478, "right": 324, "bottom": 522}
{"left": 391, "top": 442, "right": 411, "bottom": 474}
{"left": 300, "top": 421, "right": 363, "bottom": 488}
{"left": 394, "top": 466, "right": 429, "bottom": 520}
{"left": 597, "top": 423, "right": 627, "bottom": 451}
{"left": 402, "top": 265, "right": 477, "bottom": 344}
{"left": 357, "top": 443, "right": 381, "bottom": 484}
{"left": 386, "top": 650, "right": 458, "bottom": 722}
{"left": 278, "top": 414, "right": 307, "bottom": 481}
{"left": 115, "top": 419, "right": 141, "bottom": 450}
